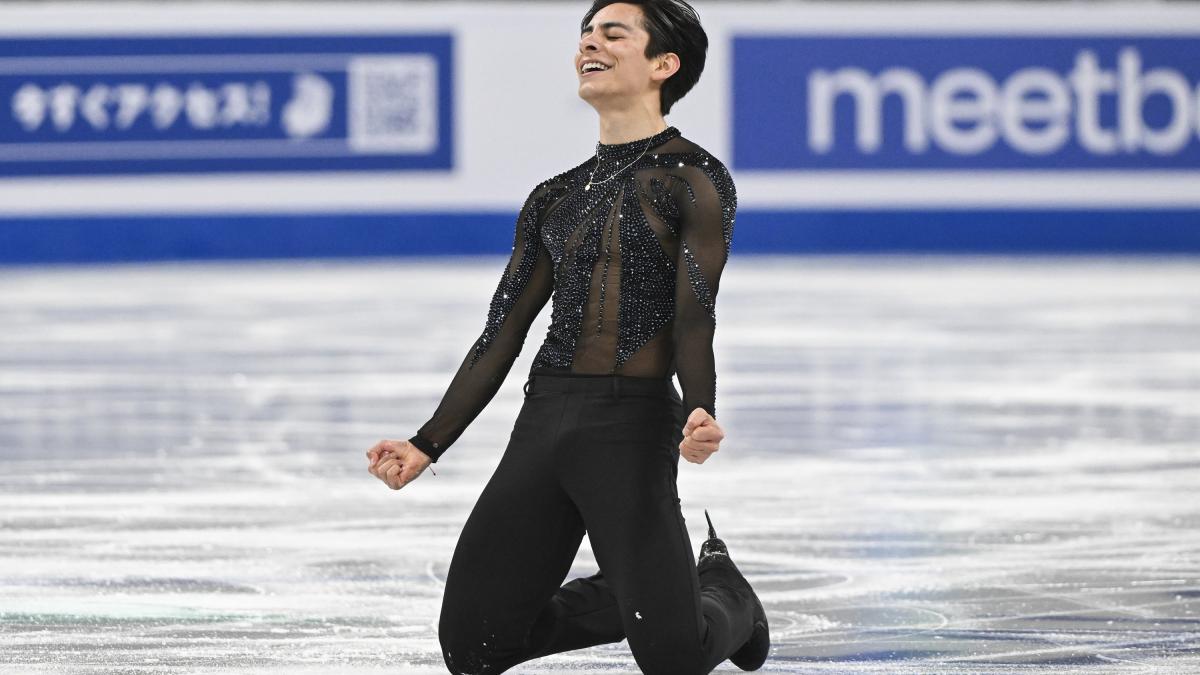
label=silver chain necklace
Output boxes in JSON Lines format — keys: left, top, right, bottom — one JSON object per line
{"left": 584, "top": 137, "right": 653, "bottom": 191}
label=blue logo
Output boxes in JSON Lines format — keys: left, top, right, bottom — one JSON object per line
{"left": 733, "top": 36, "right": 1200, "bottom": 169}
{"left": 0, "top": 34, "right": 453, "bottom": 176}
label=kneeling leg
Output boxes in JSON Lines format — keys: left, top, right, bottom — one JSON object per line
{"left": 438, "top": 444, "right": 585, "bottom": 673}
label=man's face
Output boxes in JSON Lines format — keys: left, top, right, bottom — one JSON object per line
{"left": 576, "top": 3, "right": 663, "bottom": 106}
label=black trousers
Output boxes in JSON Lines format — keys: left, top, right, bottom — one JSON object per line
{"left": 438, "top": 368, "right": 755, "bottom": 675}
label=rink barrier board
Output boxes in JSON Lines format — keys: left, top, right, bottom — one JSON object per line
{"left": 0, "top": 34, "right": 456, "bottom": 175}
{"left": 733, "top": 35, "right": 1200, "bottom": 170}
{"left": 1, "top": 210, "right": 1198, "bottom": 264}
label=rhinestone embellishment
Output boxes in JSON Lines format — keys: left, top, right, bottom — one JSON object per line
{"left": 412, "top": 125, "right": 737, "bottom": 457}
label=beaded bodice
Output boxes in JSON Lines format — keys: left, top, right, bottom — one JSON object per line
{"left": 409, "top": 126, "right": 737, "bottom": 462}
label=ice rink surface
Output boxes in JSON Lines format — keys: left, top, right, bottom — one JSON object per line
{"left": 1, "top": 255, "right": 1198, "bottom": 674}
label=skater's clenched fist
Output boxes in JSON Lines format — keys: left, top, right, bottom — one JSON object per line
{"left": 366, "top": 439, "right": 433, "bottom": 490}
{"left": 679, "top": 408, "right": 724, "bottom": 464}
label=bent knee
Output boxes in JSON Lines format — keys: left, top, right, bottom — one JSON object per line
{"left": 438, "top": 619, "right": 511, "bottom": 675}
{"left": 438, "top": 618, "right": 482, "bottom": 674}
{"left": 440, "top": 647, "right": 487, "bottom": 675}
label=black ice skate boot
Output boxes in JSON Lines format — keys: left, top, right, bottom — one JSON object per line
{"left": 697, "top": 509, "right": 770, "bottom": 671}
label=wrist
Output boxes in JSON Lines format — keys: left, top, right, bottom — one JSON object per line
{"left": 408, "top": 433, "right": 444, "bottom": 463}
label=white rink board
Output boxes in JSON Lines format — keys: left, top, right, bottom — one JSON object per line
{"left": 1, "top": 1, "right": 1199, "bottom": 217}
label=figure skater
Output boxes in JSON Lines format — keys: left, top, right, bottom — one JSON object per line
{"left": 367, "top": 2, "right": 768, "bottom": 672}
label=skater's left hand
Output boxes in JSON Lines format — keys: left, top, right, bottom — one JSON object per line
{"left": 679, "top": 408, "right": 724, "bottom": 464}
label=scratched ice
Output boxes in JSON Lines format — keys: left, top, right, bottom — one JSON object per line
{"left": 1, "top": 256, "right": 1197, "bottom": 673}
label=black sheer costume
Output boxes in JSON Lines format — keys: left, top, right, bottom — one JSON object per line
{"left": 408, "top": 126, "right": 736, "bottom": 462}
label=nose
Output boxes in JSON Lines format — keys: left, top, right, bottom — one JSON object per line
{"left": 578, "top": 31, "right": 600, "bottom": 55}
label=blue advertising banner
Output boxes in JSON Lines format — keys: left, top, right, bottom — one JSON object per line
{"left": 733, "top": 36, "right": 1200, "bottom": 170}
{"left": 0, "top": 34, "right": 454, "bottom": 176}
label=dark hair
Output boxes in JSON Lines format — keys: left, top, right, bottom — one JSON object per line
{"left": 580, "top": 0, "right": 708, "bottom": 115}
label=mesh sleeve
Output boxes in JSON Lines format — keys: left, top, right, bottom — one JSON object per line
{"left": 669, "top": 162, "right": 736, "bottom": 421}
{"left": 408, "top": 185, "right": 555, "bottom": 462}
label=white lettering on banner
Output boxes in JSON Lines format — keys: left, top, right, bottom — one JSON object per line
{"left": 114, "top": 84, "right": 149, "bottom": 129}
{"left": 930, "top": 68, "right": 998, "bottom": 155}
{"left": 152, "top": 84, "right": 184, "bottom": 130}
{"left": 1069, "top": 51, "right": 1118, "bottom": 154}
{"left": 808, "top": 47, "right": 1200, "bottom": 157}
{"left": 808, "top": 68, "right": 928, "bottom": 153}
{"left": 80, "top": 84, "right": 110, "bottom": 130}
{"left": 1001, "top": 69, "right": 1071, "bottom": 155}
{"left": 12, "top": 83, "right": 46, "bottom": 131}
{"left": 185, "top": 83, "right": 219, "bottom": 129}
{"left": 9, "top": 79, "right": 273, "bottom": 134}
{"left": 1117, "top": 49, "right": 1193, "bottom": 155}
{"left": 49, "top": 84, "right": 79, "bottom": 132}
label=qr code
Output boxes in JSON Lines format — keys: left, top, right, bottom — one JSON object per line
{"left": 348, "top": 55, "right": 438, "bottom": 154}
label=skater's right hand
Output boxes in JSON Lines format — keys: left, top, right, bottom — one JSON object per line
{"left": 366, "top": 439, "right": 432, "bottom": 490}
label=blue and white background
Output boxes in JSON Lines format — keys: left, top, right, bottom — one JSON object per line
{"left": 1, "top": 1, "right": 1198, "bottom": 262}
{"left": 0, "top": 34, "right": 453, "bottom": 176}
{"left": 4, "top": 6, "right": 1200, "bottom": 672}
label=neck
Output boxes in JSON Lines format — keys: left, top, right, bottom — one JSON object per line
{"left": 596, "top": 102, "right": 668, "bottom": 145}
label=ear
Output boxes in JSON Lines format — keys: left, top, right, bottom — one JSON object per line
{"left": 651, "top": 52, "right": 680, "bottom": 82}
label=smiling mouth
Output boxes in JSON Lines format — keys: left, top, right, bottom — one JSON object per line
{"left": 580, "top": 63, "right": 612, "bottom": 76}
